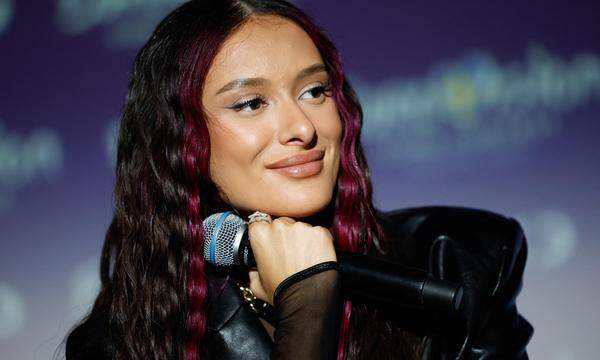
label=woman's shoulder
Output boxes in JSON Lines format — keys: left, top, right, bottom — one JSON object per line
{"left": 374, "top": 205, "right": 534, "bottom": 358}
{"left": 374, "top": 204, "right": 530, "bottom": 318}
{"left": 374, "top": 205, "right": 527, "bottom": 269}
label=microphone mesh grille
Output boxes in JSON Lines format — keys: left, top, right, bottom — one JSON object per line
{"left": 202, "top": 212, "right": 245, "bottom": 266}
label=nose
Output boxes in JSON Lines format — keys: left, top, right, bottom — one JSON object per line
{"left": 277, "top": 97, "right": 317, "bottom": 146}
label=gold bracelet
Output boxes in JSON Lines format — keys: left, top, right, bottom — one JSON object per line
{"left": 235, "top": 282, "right": 272, "bottom": 318}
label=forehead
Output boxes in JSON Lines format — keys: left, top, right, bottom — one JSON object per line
{"left": 205, "top": 15, "right": 323, "bottom": 88}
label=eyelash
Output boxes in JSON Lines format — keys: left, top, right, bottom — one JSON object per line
{"left": 230, "top": 83, "right": 332, "bottom": 112}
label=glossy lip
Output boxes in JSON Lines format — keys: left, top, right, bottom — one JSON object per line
{"left": 272, "top": 159, "right": 323, "bottom": 178}
{"left": 265, "top": 149, "right": 325, "bottom": 169}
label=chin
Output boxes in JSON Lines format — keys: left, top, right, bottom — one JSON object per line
{"left": 272, "top": 207, "right": 322, "bottom": 219}
{"left": 230, "top": 181, "right": 337, "bottom": 220}
{"left": 267, "top": 196, "right": 332, "bottom": 219}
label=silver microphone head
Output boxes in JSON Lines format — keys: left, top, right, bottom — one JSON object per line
{"left": 203, "top": 211, "right": 247, "bottom": 266}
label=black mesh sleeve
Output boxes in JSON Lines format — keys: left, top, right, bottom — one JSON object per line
{"left": 270, "top": 261, "right": 341, "bottom": 360}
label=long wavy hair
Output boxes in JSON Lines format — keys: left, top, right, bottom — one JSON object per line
{"left": 72, "top": 0, "right": 424, "bottom": 359}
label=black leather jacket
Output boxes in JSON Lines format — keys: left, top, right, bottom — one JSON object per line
{"left": 66, "top": 206, "right": 534, "bottom": 359}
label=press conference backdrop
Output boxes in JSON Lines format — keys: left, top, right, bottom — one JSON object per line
{"left": 1, "top": 0, "right": 598, "bottom": 359}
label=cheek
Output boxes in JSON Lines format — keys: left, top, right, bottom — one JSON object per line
{"left": 208, "top": 124, "right": 265, "bottom": 185}
{"left": 322, "top": 105, "right": 342, "bottom": 177}
{"left": 320, "top": 103, "right": 343, "bottom": 143}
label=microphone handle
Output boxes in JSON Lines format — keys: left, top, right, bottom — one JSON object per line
{"left": 237, "top": 231, "right": 462, "bottom": 313}
{"left": 239, "top": 230, "right": 257, "bottom": 267}
{"left": 337, "top": 252, "right": 463, "bottom": 313}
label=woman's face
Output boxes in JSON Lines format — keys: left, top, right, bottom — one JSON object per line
{"left": 201, "top": 15, "right": 342, "bottom": 219}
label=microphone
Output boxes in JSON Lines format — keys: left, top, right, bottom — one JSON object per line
{"left": 203, "top": 211, "right": 463, "bottom": 313}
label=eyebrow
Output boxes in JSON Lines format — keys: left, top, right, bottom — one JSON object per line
{"left": 214, "top": 63, "right": 327, "bottom": 95}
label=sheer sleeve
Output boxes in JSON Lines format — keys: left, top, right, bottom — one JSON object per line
{"left": 270, "top": 261, "right": 341, "bottom": 360}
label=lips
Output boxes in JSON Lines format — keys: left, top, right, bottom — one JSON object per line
{"left": 265, "top": 149, "right": 325, "bottom": 169}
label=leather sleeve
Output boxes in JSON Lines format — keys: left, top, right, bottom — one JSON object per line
{"left": 463, "top": 218, "right": 534, "bottom": 359}
{"left": 427, "top": 217, "right": 534, "bottom": 359}
{"left": 270, "top": 261, "right": 341, "bottom": 360}
{"left": 378, "top": 207, "right": 535, "bottom": 359}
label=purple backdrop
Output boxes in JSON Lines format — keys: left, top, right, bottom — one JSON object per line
{"left": 1, "top": 1, "right": 599, "bottom": 359}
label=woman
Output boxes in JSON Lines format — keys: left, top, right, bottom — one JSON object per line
{"left": 64, "top": 0, "right": 533, "bottom": 359}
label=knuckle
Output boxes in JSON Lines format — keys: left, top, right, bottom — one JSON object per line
{"left": 249, "top": 221, "right": 268, "bottom": 231}
{"left": 272, "top": 219, "right": 285, "bottom": 229}
{"left": 296, "top": 221, "right": 311, "bottom": 229}
{"left": 315, "top": 225, "right": 331, "bottom": 236}
{"left": 248, "top": 223, "right": 269, "bottom": 240}
{"left": 273, "top": 217, "right": 295, "bottom": 229}
{"left": 313, "top": 225, "right": 326, "bottom": 232}
{"left": 274, "top": 217, "right": 292, "bottom": 224}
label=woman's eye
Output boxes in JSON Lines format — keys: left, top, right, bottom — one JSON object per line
{"left": 300, "top": 83, "right": 332, "bottom": 101}
{"left": 228, "top": 84, "right": 331, "bottom": 113}
{"left": 230, "top": 96, "right": 267, "bottom": 113}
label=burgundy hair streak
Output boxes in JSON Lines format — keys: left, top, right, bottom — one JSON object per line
{"left": 179, "top": 28, "right": 226, "bottom": 359}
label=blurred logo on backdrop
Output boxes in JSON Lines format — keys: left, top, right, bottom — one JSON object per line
{"left": 55, "top": 0, "right": 302, "bottom": 47}
{"left": 0, "top": 122, "right": 64, "bottom": 212}
{"left": 0, "top": 0, "right": 13, "bottom": 36}
{"left": 358, "top": 44, "right": 600, "bottom": 163}
{"left": 55, "top": 0, "right": 186, "bottom": 47}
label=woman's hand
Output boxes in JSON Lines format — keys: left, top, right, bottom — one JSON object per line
{"left": 247, "top": 216, "right": 337, "bottom": 305}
